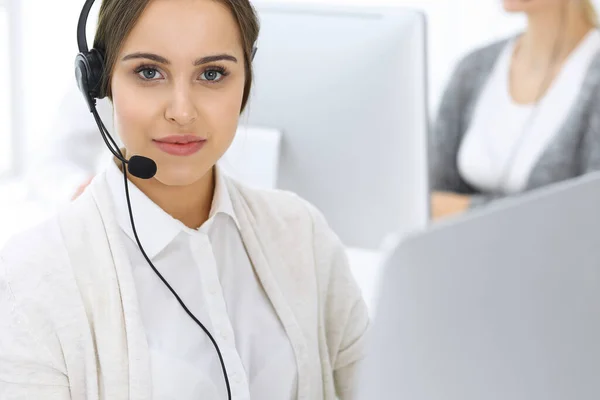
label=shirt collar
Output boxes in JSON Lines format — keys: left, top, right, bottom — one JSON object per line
{"left": 209, "top": 165, "right": 240, "bottom": 230}
{"left": 105, "top": 158, "right": 240, "bottom": 260}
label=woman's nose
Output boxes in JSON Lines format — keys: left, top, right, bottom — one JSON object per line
{"left": 164, "top": 86, "right": 198, "bottom": 126}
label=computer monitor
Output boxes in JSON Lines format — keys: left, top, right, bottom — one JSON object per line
{"left": 356, "top": 172, "right": 600, "bottom": 399}
{"left": 241, "top": 2, "right": 429, "bottom": 250}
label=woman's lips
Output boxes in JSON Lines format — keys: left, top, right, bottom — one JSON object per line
{"left": 153, "top": 135, "right": 206, "bottom": 156}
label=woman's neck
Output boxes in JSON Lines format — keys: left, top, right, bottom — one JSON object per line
{"left": 127, "top": 165, "right": 215, "bottom": 230}
{"left": 519, "top": 4, "right": 594, "bottom": 69}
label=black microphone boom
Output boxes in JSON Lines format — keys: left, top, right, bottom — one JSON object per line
{"left": 74, "top": 2, "right": 231, "bottom": 399}
{"left": 90, "top": 106, "right": 157, "bottom": 180}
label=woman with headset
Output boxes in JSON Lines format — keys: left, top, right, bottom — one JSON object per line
{"left": 430, "top": 0, "right": 600, "bottom": 220}
{"left": 0, "top": 0, "right": 368, "bottom": 399}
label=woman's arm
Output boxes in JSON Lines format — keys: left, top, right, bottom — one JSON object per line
{"left": 433, "top": 104, "right": 600, "bottom": 216}
{"left": 331, "top": 300, "right": 369, "bottom": 400}
{"left": 430, "top": 56, "right": 475, "bottom": 194}
{"left": 429, "top": 58, "right": 482, "bottom": 220}
{"left": 307, "top": 205, "right": 370, "bottom": 399}
{"left": 0, "top": 259, "right": 71, "bottom": 399}
{"left": 431, "top": 191, "right": 471, "bottom": 220}
{"left": 430, "top": 40, "right": 510, "bottom": 195}
{"left": 430, "top": 56, "right": 513, "bottom": 217}
{"left": 580, "top": 96, "right": 600, "bottom": 174}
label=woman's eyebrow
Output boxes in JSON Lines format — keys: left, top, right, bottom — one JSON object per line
{"left": 194, "top": 54, "right": 238, "bottom": 65}
{"left": 121, "top": 52, "right": 238, "bottom": 65}
{"left": 122, "top": 52, "right": 170, "bottom": 64}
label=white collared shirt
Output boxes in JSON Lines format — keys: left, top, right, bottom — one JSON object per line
{"left": 105, "top": 161, "right": 297, "bottom": 400}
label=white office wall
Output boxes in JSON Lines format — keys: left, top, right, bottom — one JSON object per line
{"left": 256, "top": 0, "right": 524, "bottom": 116}
{"left": 14, "top": 0, "right": 101, "bottom": 169}
{"left": 0, "top": 4, "right": 10, "bottom": 174}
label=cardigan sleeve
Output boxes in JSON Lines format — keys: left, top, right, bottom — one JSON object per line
{"left": 0, "top": 253, "right": 71, "bottom": 399}
{"left": 580, "top": 90, "right": 600, "bottom": 174}
{"left": 430, "top": 41, "right": 508, "bottom": 196}
{"left": 306, "top": 204, "right": 370, "bottom": 399}
{"left": 430, "top": 54, "right": 476, "bottom": 194}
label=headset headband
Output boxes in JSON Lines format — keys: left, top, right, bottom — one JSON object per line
{"left": 77, "top": 0, "right": 95, "bottom": 54}
{"left": 76, "top": 0, "right": 257, "bottom": 60}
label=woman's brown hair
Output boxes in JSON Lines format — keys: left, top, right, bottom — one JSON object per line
{"left": 93, "top": 0, "right": 260, "bottom": 111}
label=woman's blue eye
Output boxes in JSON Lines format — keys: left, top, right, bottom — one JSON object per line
{"left": 135, "top": 67, "right": 224, "bottom": 82}
{"left": 138, "top": 68, "right": 162, "bottom": 80}
{"left": 201, "top": 69, "right": 224, "bottom": 82}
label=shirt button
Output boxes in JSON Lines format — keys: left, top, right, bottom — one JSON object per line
{"left": 209, "top": 286, "right": 217, "bottom": 295}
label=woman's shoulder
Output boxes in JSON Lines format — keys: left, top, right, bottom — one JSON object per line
{"left": 443, "top": 37, "right": 514, "bottom": 109}
{"left": 565, "top": 33, "right": 600, "bottom": 110}
{"left": 582, "top": 46, "right": 600, "bottom": 91}
{"left": 465, "top": 37, "right": 511, "bottom": 60}
{"left": 1, "top": 214, "right": 63, "bottom": 266}
{"left": 225, "top": 177, "right": 349, "bottom": 275}
{"left": 453, "top": 36, "right": 512, "bottom": 77}
{"left": 0, "top": 213, "right": 70, "bottom": 305}
{"left": 226, "top": 177, "right": 331, "bottom": 236}
{"left": 0, "top": 189, "right": 100, "bottom": 297}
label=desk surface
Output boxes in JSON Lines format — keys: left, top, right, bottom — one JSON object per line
{"left": 346, "top": 247, "right": 385, "bottom": 314}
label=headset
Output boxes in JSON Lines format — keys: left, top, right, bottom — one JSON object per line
{"left": 75, "top": 0, "right": 157, "bottom": 179}
{"left": 74, "top": 1, "right": 257, "bottom": 398}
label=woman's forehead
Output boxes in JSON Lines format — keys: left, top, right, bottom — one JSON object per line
{"left": 120, "top": 0, "right": 243, "bottom": 59}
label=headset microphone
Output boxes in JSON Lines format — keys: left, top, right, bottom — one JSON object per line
{"left": 73, "top": 1, "right": 232, "bottom": 399}
{"left": 74, "top": 0, "right": 157, "bottom": 180}
{"left": 74, "top": 0, "right": 257, "bottom": 182}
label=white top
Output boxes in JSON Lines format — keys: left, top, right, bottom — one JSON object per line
{"left": 0, "top": 170, "right": 369, "bottom": 400}
{"left": 105, "top": 162, "right": 296, "bottom": 399}
{"left": 458, "top": 30, "right": 600, "bottom": 194}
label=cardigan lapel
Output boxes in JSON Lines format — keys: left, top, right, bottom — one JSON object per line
{"left": 91, "top": 174, "right": 152, "bottom": 400}
{"left": 224, "top": 177, "right": 312, "bottom": 400}
{"left": 73, "top": 171, "right": 313, "bottom": 399}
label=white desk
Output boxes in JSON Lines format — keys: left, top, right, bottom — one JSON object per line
{"left": 346, "top": 247, "right": 386, "bottom": 315}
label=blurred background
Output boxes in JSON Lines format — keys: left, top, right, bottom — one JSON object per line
{"left": 0, "top": 0, "right": 528, "bottom": 246}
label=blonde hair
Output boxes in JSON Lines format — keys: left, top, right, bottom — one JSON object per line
{"left": 582, "top": 0, "right": 598, "bottom": 26}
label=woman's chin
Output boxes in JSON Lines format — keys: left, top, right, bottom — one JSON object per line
{"left": 154, "top": 165, "right": 212, "bottom": 187}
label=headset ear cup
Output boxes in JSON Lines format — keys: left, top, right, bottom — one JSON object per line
{"left": 75, "top": 49, "right": 106, "bottom": 111}
{"left": 75, "top": 53, "right": 91, "bottom": 95}
{"left": 88, "top": 48, "right": 106, "bottom": 99}
{"left": 74, "top": 50, "right": 105, "bottom": 99}
{"left": 75, "top": 52, "right": 96, "bottom": 112}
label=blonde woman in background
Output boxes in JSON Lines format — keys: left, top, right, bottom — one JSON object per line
{"left": 430, "top": 0, "right": 600, "bottom": 219}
